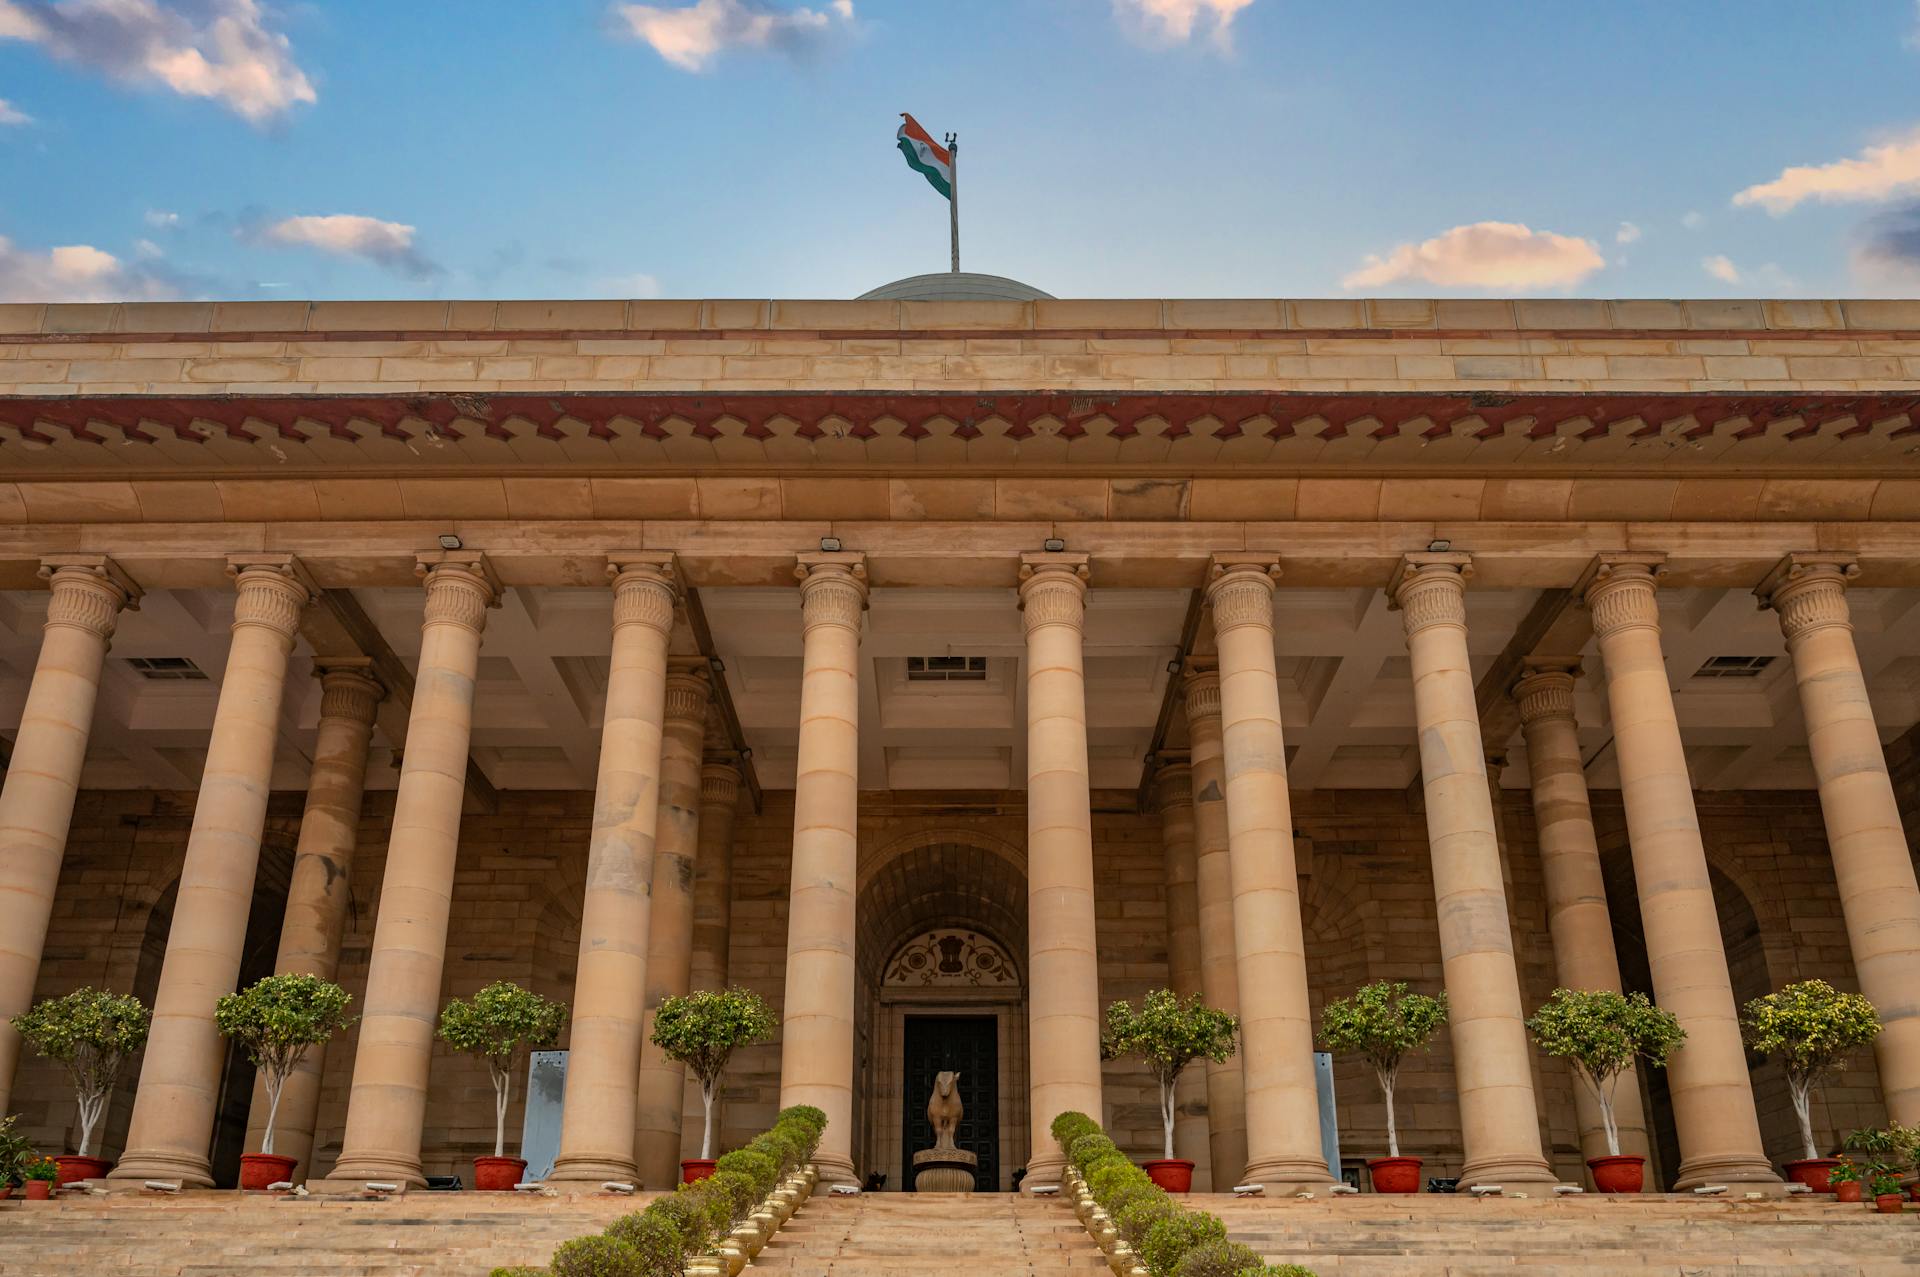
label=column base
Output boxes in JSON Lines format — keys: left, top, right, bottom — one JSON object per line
{"left": 1459, "top": 1154, "right": 1559, "bottom": 1187}
{"left": 546, "top": 1153, "right": 641, "bottom": 1186}
{"left": 811, "top": 1151, "right": 857, "bottom": 1188}
{"left": 1025, "top": 1152, "right": 1068, "bottom": 1188}
{"left": 1240, "top": 1155, "right": 1339, "bottom": 1194}
{"left": 105, "top": 1148, "right": 214, "bottom": 1189}
{"left": 1674, "top": 1152, "right": 1783, "bottom": 1191}
{"left": 322, "top": 1151, "right": 427, "bottom": 1191}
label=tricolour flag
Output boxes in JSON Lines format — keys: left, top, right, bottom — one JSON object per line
{"left": 896, "top": 113, "right": 952, "bottom": 200}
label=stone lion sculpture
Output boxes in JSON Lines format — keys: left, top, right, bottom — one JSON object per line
{"left": 927, "top": 1070, "right": 963, "bottom": 1150}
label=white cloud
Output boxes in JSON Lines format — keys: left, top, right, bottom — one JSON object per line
{"left": 1113, "top": 0, "right": 1255, "bottom": 50}
{"left": 1614, "top": 221, "right": 1641, "bottom": 245}
{"left": 1341, "top": 220, "right": 1605, "bottom": 291}
{"left": 0, "top": 0, "right": 314, "bottom": 123}
{"left": 1681, "top": 210, "right": 1706, "bottom": 230}
{"left": 255, "top": 213, "right": 438, "bottom": 278}
{"left": 1702, "top": 254, "right": 1741, "bottom": 284}
{"left": 144, "top": 208, "right": 180, "bottom": 228}
{"left": 596, "top": 271, "right": 663, "bottom": 298}
{"left": 0, "top": 95, "right": 29, "bottom": 124}
{"left": 133, "top": 236, "right": 163, "bottom": 258}
{"left": 0, "top": 234, "right": 180, "bottom": 301}
{"left": 613, "top": 0, "right": 853, "bottom": 71}
{"left": 1733, "top": 124, "right": 1920, "bottom": 214}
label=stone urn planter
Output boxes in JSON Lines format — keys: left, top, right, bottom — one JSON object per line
{"left": 1587, "top": 1154, "right": 1645, "bottom": 1194}
{"left": 681, "top": 1158, "right": 717, "bottom": 1184}
{"left": 472, "top": 1155, "right": 527, "bottom": 1191}
{"left": 1368, "top": 1156, "right": 1423, "bottom": 1194}
{"left": 1141, "top": 1158, "right": 1193, "bottom": 1193}
{"left": 54, "top": 1155, "right": 111, "bottom": 1185}
{"left": 1784, "top": 1157, "right": 1841, "bottom": 1193}
{"left": 238, "top": 1153, "right": 297, "bottom": 1191}
{"left": 1836, "top": 1180, "right": 1864, "bottom": 1203}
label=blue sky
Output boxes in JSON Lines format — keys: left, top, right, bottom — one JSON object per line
{"left": 3, "top": 0, "right": 1920, "bottom": 301}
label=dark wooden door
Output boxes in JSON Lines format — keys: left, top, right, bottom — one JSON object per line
{"left": 901, "top": 1015, "right": 998, "bottom": 1191}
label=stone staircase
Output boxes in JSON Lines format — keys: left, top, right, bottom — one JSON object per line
{"left": 752, "top": 1192, "right": 1108, "bottom": 1276}
{"left": 1216, "top": 1194, "right": 1920, "bottom": 1276}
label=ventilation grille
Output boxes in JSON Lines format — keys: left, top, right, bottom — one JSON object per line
{"left": 125, "top": 656, "right": 208, "bottom": 681}
{"left": 906, "top": 655, "right": 987, "bottom": 682}
{"left": 1693, "top": 655, "right": 1775, "bottom": 680}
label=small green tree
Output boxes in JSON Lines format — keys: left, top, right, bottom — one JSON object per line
{"left": 10, "top": 987, "right": 150, "bottom": 1158}
{"left": 213, "top": 973, "right": 355, "bottom": 1157}
{"left": 1101, "top": 990, "right": 1239, "bottom": 1161}
{"left": 1742, "top": 979, "right": 1881, "bottom": 1162}
{"left": 1526, "top": 988, "right": 1684, "bottom": 1158}
{"left": 438, "top": 981, "right": 568, "bottom": 1158}
{"left": 1317, "top": 982, "right": 1447, "bottom": 1159}
{"left": 650, "top": 987, "right": 777, "bottom": 1160}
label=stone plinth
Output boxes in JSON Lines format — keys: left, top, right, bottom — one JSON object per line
{"left": 912, "top": 1147, "right": 979, "bottom": 1193}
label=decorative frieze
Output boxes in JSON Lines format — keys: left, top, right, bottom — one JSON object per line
{"left": 884, "top": 928, "right": 1017, "bottom": 988}
{"left": 1203, "top": 560, "right": 1279, "bottom": 635}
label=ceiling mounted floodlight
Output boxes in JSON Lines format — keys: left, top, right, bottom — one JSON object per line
{"left": 438, "top": 533, "right": 463, "bottom": 550}
{"left": 1427, "top": 539, "right": 1451, "bottom": 553}
{"left": 1043, "top": 537, "right": 1066, "bottom": 552}
{"left": 820, "top": 536, "right": 843, "bottom": 552}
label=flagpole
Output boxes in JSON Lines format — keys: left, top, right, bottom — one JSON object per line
{"left": 947, "top": 133, "right": 960, "bottom": 273}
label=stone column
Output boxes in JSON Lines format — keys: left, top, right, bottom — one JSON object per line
{"left": 1021, "top": 552, "right": 1104, "bottom": 1187}
{"left": 0, "top": 556, "right": 139, "bottom": 1117}
{"left": 1512, "top": 661, "right": 1652, "bottom": 1172}
{"left": 1759, "top": 554, "right": 1920, "bottom": 1127}
{"left": 1583, "top": 553, "right": 1777, "bottom": 1187}
{"left": 776, "top": 553, "right": 867, "bottom": 1187}
{"left": 689, "top": 741, "right": 742, "bottom": 995}
{"left": 1182, "top": 664, "right": 1249, "bottom": 1186}
{"left": 634, "top": 662, "right": 713, "bottom": 1187}
{"left": 113, "top": 556, "right": 313, "bottom": 1187}
{"left": 1153, "top": 758, "right": 1211, "bottom": 1187}
{"left": 243, "top": 660, "right": 383, "bottom": 1183}
{"left": 1389, "top": 553, "right": 1554, "bottom": 1186}
{"left": 325, "top": 552, "right": 499, "bottom": 1188}
{"left": 1205, "top": 559, "right": 1332, "bottom": 1191}
{"left": 546, "top": 557, "right": 676, "bottom": 1184}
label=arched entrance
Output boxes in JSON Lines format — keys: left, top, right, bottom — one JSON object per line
{"left": 855, "top": 834, "right": 1029, "bottom": 1191}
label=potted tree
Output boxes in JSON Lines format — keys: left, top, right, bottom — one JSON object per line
{"left": 1318, "top": 981, "right": 1448, "bottom": 1194}
{"left": 1740, "top": 979, "right": 1881, "bottom": 1192}
{"left": 213, "top": 972, "right": 356, "bottom": 1189}
{"left": 1100, "top": 989, "right": 1239, "bottom": 1192}
{"left": 649, "top": 987, "right": 778, "bottom": 1183}
{"left": 438, "top": 980, "right": 568, "bottom": 1190}
{"left": 9, "top": 987, "right": 150, "bottom": 1183}
{"left": 1526, "top": 988, "right": 1684, "bottom": 1193}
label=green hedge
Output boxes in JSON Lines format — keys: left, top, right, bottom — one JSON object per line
{"left": 491, "top": 1105, "right": 828, "bottom": 1277}
{"left": 1050, "top": 1111, "right": 1317, "bottom": 1277}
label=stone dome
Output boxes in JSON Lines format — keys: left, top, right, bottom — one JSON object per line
{"left": 858, "top": 272, "right": 1054, "bottom": 302}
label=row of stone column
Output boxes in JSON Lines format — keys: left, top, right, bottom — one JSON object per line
{"left": 1149, "top": 551, "right": 1920, "bottom": 1190}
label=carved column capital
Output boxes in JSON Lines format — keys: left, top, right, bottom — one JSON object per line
{"left": 227, "top": 555, "right": 315, "bottom": 641}
{"left": 1018, "top": 552, "right": 1090, "bottom": 635}
{"left": 1181, "top": 664, "right": 1223, "bottom": 738}
{"left": 1580, "top": 553, "right": 1665, "bottom": 641}
{"left": 700, "top": 759, "right": 742, "bottom": 810}
{"left": 315, "top": 660, "right": 384, "bottom": 726}
{"left": 38, "top": 554, "right": 140, "bottom": 641}
{"left": 1513, "top": 662, "right": 1579, "bottom": 728}
{"left": 795, "top": 553, "right": 869, "bottom": 634}
{"left": 1755, "top": 553, "right": 1858, "bottom": 644}
{"left": 608, "top": 553, "right": 679, "bottom": 634}
{"left": 1152, "top": 758, "right": 1194, "bottom": 812}
{"left": 1388, "top": 552, "right": 1472, "bottom": 638}
{"left": 415, "top": 551, "right": 501, "bottom": 633}
{"left": 1204, "top": 557, "right": 1279, "bottom": 635}
{"left": 665, "top": 660, "right": 713, "bottom": 728}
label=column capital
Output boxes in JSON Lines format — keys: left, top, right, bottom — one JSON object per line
{"left": 38, "top": 554, "right": 141, "bottom": 639}
{"left": 700, "top": 758, "right": 742, "bottom": 809}
{"left": 1512, "top": 661, "right": 1579, "bottom": 728}
{"left": 1388, "top": 552, "right": 1472, "bottom": 636}
{"left": 414, "top": 550, "right": 501, "bottom": 633}
{"left": 795, "top": 552, "right": 868, "bottom": 633}
{"left": 1755, "top": 552, "right": 1859, "bottom": 643}
{"left": 1151, "top": 756, "right": 1194, "bottom": 812}
{"left": 665, "top": 659, "right": 713, "bottom": 728}
{"left": 315, "top": 659, "right": 384, "bottom": 726}
{"left": 227, "top": 554, "right": 316, "bottom": 641}
{"left": 607, "top": 552, "right": 680, "bottom": 635}
{"left": 1018, "top": 551, "right": 1089, "bottom": 634}
{"left": 1577, "top": 552, "right": 1667, "bottom": 641}
{"left": 1181, "top": 662, "right": 1222, "bottom": 734}
{"left": 1203, "top": 557, "right": 1279, "bottom": 633}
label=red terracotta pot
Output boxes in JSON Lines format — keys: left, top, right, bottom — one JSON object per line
{"left": 1784, "top": 1157, "right": 1841, "bottom": 1193}
{"left": 1141, "top": 1159, "right": 1194, "bottom": 1193}
{"left": 1836, "top": 1180, "right": 1863, "bottom": 1203}
{"left": 0, "top": 1184, "right": 11, "bottom": 1200}
{"left": 681, "top": 1159, "right": 717, "bottom": 1184}
{"left": 1587, "top": 1154, "right": 1645, "bottom": 1194}
{"left": 1875, "top": 1193, "right": 1904, "bottom": 1214}
{"left": 473, "top": 1155, "right": 528, "bottom": 1191}
{"left": 25, "top": 1179, "right": 52, "bottom": 1200}
{"left": 238, "top": 1153, "right": 298, "bottom": 1191}
{"left": 1367, "top": 1156, "right": 1423, "bottom": 1194}
{"left": 53, "top": 1156, "right": 110, "bottom": 1186}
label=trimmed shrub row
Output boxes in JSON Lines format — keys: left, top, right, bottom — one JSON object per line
{"left": 491, "top": 1105, "right": 827, "bottom": 1277}
{"left": 1050, "top": 1112, "right": 1314, "bottom": 1277}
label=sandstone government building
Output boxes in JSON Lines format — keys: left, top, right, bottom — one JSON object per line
{"left": 2, "top": 276, "right": 1918, "bottom": 1201}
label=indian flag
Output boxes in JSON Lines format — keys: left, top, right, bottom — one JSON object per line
{"left": 896, "top": 113, "right": 952, "bottom": 200}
